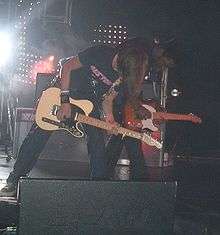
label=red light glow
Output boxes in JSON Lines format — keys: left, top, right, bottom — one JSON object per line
{"left": 30, "top": 56, "right": 55, "bottom": 82}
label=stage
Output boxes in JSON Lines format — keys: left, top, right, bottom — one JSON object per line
{"left": 0, "top": 149, "right": 220, "bottom": 234}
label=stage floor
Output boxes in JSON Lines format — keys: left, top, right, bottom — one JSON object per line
{"left": 0, "top": 151, "right": 220, "bottom": 234}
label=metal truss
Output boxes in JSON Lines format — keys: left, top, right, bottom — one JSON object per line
{"left": 41, "top": 0, "right": 73, "bottom": 26}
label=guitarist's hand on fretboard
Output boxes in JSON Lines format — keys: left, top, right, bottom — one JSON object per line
{"left": 134, "top": 105, "right": 152, "bottom": 120}
{"left": 103, "top": 113, "right": 116, "bottom": 124}
{"left": 103, "top": 113, "right": 120, "bottom": 135}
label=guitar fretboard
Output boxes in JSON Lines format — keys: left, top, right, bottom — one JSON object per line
{"left": 75, "top": 113, "right": 161, "bottom": 148}
{"left": 76, "top": 113, "right": 116, "bottom": 131}
{"left": 153, "top": 112, "right": 193, "bottom": 121}
{"left": 117, "top": 126, "right": 161, "bottom": 148}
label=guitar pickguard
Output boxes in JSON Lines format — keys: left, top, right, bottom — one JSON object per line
{"left": 35, "top": 87, "right": 94, "bottom": 136}
{"left": 141, "top": 104, "right": 159, "bottom": 132}
{"left": 63, "top": 122, "right": 84, "bottom": 138}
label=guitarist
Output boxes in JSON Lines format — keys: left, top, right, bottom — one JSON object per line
{"left": 0, "top": 38, "right": 152, "bottom": 197}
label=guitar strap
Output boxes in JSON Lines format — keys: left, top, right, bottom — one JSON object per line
{"left": 102, "top": 76, "right": 122, "bottom": 99}
{"left": 88, "top": 72, "right": 121, "bottom": 120}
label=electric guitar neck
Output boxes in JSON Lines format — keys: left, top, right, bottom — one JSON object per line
{"left": 153, "top": 112, "right": 202, "bottom": 123}
{"left": 75, "top": 113, "right": 162, "bottom": 149}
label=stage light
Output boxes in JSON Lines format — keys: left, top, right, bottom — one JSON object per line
{"left": 0, "top": 32, "right": 12, "bottom": 67}
{"left": 171, "top": 88, "right": 182, "bottom": 97}
{"left": 93, "top": 24, "right": 128, "bottom": 46}
{"left": 48, "top": 55, "right": 55, "bottom": 61}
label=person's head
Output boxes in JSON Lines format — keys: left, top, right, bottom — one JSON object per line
{"left": 116, "top": 37, "right": 150, "bottom": 100}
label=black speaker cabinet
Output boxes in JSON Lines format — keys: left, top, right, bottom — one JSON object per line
{"left": 35, "top": 73, "right": 55, "bottom": 101}
{"left": 18, "top": 178, "right": 176, "bottom": 235}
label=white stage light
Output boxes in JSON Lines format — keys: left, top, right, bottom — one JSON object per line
{"left": 0, "top": 32, "right": 12, "bottom": 67}
{"left": 171, "top": 88, "right": 182, "bottom": 97}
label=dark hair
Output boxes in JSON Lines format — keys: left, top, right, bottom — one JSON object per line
{"left": 117, "top": 37, "right": 149, "bottom": 105}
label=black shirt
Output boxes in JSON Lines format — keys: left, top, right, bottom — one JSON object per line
{"left": 70, "top": 45, "right": 118, "bottom": 100}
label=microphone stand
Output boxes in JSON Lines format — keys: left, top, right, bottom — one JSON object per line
{"left": 159, "top": 66, "right": 169, "bottom": 167}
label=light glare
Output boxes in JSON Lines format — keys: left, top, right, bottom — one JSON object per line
{"left": 0, "top": 32, "right": 12, "bottom": 66}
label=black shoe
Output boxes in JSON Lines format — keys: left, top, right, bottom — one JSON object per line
{"left": 0, "top": 183, "right": 17, "bottom": 197}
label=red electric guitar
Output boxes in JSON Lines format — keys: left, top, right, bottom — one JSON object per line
{"left": 123, "top": 100, "right": 202, "bottom": 132}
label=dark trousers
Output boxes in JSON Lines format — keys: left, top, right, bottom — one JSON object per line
{"left": 8, "top": 126, "right": 146, "bottom": 185}
{"left": 106, "top": 100, "right": 146, "bottom": 180}
{"left": 8, "top": 105, "right": 109, "bottom": 185}
{"left": 7, "top": 123, "right": 51, "bottom": 185}
{"left": 7, "top": 98, "right": 146, "bottom": 185}
{"left": 106, "top": 135, "right": 146, "bottom": 180}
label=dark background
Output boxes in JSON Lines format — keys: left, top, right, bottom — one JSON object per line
{"left": 70, "top": 0, "right": 219, "bottom": 157}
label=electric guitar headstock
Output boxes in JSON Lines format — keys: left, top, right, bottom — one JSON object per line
{"left": 141, "top": 133, "right": 163, "bottom": 149}
{"left": 188, "top": 113, "right": 202, "bottom": 124}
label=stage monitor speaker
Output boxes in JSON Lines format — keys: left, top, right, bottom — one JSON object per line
{"left": 18, "top": 178, "right": 176, "bottom": 235}
{"left": 35, "top": 73, "right": 55, "bottom": 101}
{"left": 13, "top": 108, "right": 35, "bottom": 158}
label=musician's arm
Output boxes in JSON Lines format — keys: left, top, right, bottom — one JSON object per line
{"left": 57, "top": 56, "right": 83, "bottom": 121}
{"left": 102, "top": 89, "right": 118, "bottom": 124}
{"left": 60, "top": 56, "right": 83, "bottom": 91}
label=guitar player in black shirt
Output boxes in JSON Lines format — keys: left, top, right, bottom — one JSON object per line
{"left": 0, "top": 38, "right": 157, "bottom": 197}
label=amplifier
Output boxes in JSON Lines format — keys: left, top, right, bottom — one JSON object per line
{"left": 19, "top": 178, "right": 177, "bottom": 235}
{"left": 35, "top": 73, "right": 55, "bottom": 101}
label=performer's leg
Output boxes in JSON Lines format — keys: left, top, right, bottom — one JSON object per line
{"left": 105, "top": 99, "right": 125, "bottom": 178}
{"left": 7, "top": 123, "right": 52, "bottom": 185}
{"left": 124, "top": 138, "right": 146, "bottom": 180}
{"left": 84, "top": 124, "right": 108, "bottom": 179}
{"left": 80, "top": 97, "right": 109, "bottom": 179}
{"left": 105, "top": 135, "right": 124, "bottom": 178}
